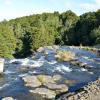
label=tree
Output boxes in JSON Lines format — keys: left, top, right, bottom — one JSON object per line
{"left": 0, "top": 23, "right": 16, "bottom": 58}
{"left": 90, "top": 26, "right": 100, "bottom": 45}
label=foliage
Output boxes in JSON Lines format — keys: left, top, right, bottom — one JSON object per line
{"left": 0, "top": 23, "right": 16, "bottom": 58}
{"left": 90, "top": 26, "right": 100, "bottom": 44}
{"left": 0, "top": 10, "right": 100, "bottom": 58}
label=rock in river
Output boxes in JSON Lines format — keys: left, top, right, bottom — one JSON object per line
{"left": 30, "top": 88, "right": 56, "bottom": 99}
{"left": 22, "top": 75, "right": 41, "bottom": 88}
{"left": 37, "top": 74, "right": 55, "bottom": 84}
{"left": 44, "top": 82, "right": 68, "bottom": 94}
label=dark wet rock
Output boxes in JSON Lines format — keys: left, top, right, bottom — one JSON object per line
{"left": 12, "top": 61, "right": 22, "bottom": 64}
{"left": 70, "top": 60, "right": 89, "bottom": 69}
{"left": 19, "top": 66, "right": 30, "bottom": 73}
{"left": 22, "top": 75, "right": 41, "bottom": 88}
{"left": 59, "top": 78, "right": 100, "bottom": 100}
{"left": 29, "top": 88, "right": 56, "bottom": 99}
{"left": 2, "top": 97, "right": 14, "bottom": 100}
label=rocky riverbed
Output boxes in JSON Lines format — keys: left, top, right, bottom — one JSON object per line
{"left": 59, "top": 78, "right": 100, "bottom": 100}
{"left": 0, "top": 46, "right": 100, "bottom": 100}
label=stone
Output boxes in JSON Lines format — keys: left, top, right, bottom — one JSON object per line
{"left": 52, "top": 74, "right": 62, "bottom": 81}
{"left": 37, "top": 75, "right": 55, "bottom": 84}
{"left": 45, "top": 46, "right": 54, "bottom": 50}
{"left": 52, "top": 45, "right": 59, "bottom": 50}
{"left": 19, "top": 66, "right": 30, "bottom": 73}
{"left": 2, "top": 97, "right": 14, "bottom": 100}
{"left": 44, "top": 82, "right": 68, "bottom": 94}
{"left": 64, "top": 80, "right": 76, "bottom": 86}
{"left": 22, "top": 75, "right": 41, "bottom": 88}
{"left": 30, "top": 88, "right": 56, "bottom": 99}
{"left": 37, "top": 47, "right": 44, "bottom": 52}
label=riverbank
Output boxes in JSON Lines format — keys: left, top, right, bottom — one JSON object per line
{"left": 59, "top": 78, "right": 100, "bottom": 100}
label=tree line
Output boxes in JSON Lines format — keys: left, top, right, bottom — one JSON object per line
{"left": 0, "top": 10, "right": 100, "bottom": 58}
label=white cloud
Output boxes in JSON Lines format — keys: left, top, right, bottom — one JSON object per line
{"left": 65, "top": 0, "right": 100, "bottom": 15}
{"left": 95, "top": 0, "right": 100, "bottom": 5}
{"left": 80, "top": 0, "right": 100, "bottom": 12}
{"left": 4, "top": 0, "right": 13, "bottom": 5}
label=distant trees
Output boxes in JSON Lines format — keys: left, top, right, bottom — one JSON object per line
{"left": 0, "top": 10, "right": 100, "bottom": 58}
{"left": 73, "top": 10, "right": 100, "bottom": 46}
{"left": 0, "top": 22, "right": 16, "bottom": 58}
{"left": 90, "top": 26, "right": 100, "bottom": 45}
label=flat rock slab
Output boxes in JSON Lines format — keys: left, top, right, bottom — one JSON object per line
{"left": 37, "top": 75, "right": 55, "bottom": 84}
{"left": 22, "top": 75, "right": 41, "bottom": 88}
{"left": 30, "top": 88, "right": 56, "bottom": 99}
{"left": 52, "top": 74, "right": 62, "bottom": 81}
{"left": 44, "top": 83, "right": 68, "bottom": 94}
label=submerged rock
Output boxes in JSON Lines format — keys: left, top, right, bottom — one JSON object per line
{"left": 30, "top": 88, "right": 56, "bottom": 99}
{"left": 22, "top": 75, "right": 41, "bottom": 88}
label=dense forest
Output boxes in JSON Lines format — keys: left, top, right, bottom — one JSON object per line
{"left": 0, "top": 10, "right": 100, "bottom": 58}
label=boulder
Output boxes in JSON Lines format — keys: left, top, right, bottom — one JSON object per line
{"left": 52, "top": 74, "right": 62, "bottom": 81}
{"left": 44, "top": 82, "right": 68, "bottom": 94}
{"left": 22, "top": 75, "right": 41, "bottom": 88}
{"left": 37, "top": 47, "right": 44, "bottom": 53}
{"left": 37, "top": 75, "right": 55, "bottom": 84}
{"left": 19, "top": 66, "right": 30, "bottom": 73}
{"left": 30, "top": 88, "right": 56, "bottom": 99}
{"left": 52, "top": 45, "right": 59, "bottom": 50}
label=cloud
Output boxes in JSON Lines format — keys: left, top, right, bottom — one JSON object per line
{"left": 79, "top": 0, "right": 100, "bottom": 12}
{"left": 65, "top": 0, "right": 100, "bottom": 15}
{"left": 4, "top": 0, "right": 13, "bottom": 5}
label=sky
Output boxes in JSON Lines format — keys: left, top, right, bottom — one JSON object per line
{"left": 0, "top": 0, "right": 100, "bottom": 21}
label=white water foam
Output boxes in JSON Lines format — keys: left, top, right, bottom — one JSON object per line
{"left": 4, "top": 70, "right": 15, "bottom": 74}
{"left": 0, "top": 83, "right": 10, "bottom": 90}
{"left": 48, "top": 61, "right": 57, "bottom": 64}
{"left": 55, "top": 65, "right": 72, "bottom": 73}
{"left": 80, "top": 68, "right": 87, "bottom": 71}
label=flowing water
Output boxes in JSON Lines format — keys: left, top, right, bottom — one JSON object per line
{"left": 0, "top": 46, "right": 100, "bottom": 99}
